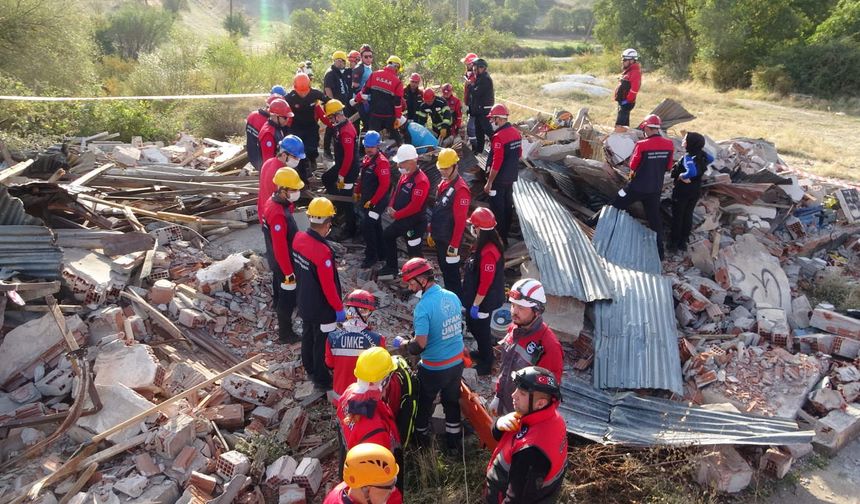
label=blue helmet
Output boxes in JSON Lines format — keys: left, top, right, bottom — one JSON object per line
{"left": 279, "top": 135, "right": 306, "bottom": 159}
{"left": 363, "top": 130, "right": 381, "bottom": 148}
{"left": 270, "top": 85, "right": 287, "bottom": 97}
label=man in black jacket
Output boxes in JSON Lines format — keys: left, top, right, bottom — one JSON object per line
{"left": 669, "top": 132, "right": 711, "bottom": 253}
{"left": 323, "top": 51, "right": 353, "bottom": 158}
{"left": 468, "top": 58, "right": 494, "bottom": 153}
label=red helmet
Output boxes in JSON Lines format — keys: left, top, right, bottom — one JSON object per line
{"left": 487, "top": 103, "right": 509, "bottom": 118}
{"left": 638, "top": 114, "right": 662, "bottom": 129}
{"left": 345, "top": 289, "right": 377, "bottom": 311}
{"left": 268, "top": 99, "right": 294, "bottom": 118}
{"left": 266, "top": 95, "right": 280, "bottom": 106}
{"left": 409, "top": 72, "right": 421, "bottom": 83}
{"left": 401, "top": 257, "right": 432, "bottom": 282}
{"left": 422, "top": 88, "right": 435, "bottom": 103}
{"left": 467, "top": 207, "right": 496, "bottom": 231}
{"left": 461, "top": 53, "right": 478, "bottom": 65}
{"left": 348, "top": 50, "right": 360, "bottom": 63}
{"left": 440, "top": 83, "right": 453, "bottom": 96}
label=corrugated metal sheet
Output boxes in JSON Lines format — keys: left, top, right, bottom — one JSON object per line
{"left": 559, "top": 377, "right": 814, "bottom": 446}
{"left": 649, "top": 98, "right": 696, "bottom": 130}
{"left": 592, "top": 205, "right": 661, "bottom": 275}
{"left": 593, "top": 261, "right": 683, "bottom": 394}
{"left": 0, "top": 186, "right": 41, "bottom": 226}
{"left": 0, "top": 225, "right": 63, "bottom": 280}
{"left": 513, "top": 177, "right": 614, "bottom": 301}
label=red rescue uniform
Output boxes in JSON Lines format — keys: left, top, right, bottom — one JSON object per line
{"left": 356, "top": 66, "right": 404, "bottom": 120}
{"left": 446, "top": 94, "right": 463, "bottom": 135}
{"left": 336, "top": 384, "right": 401, "bottom": 452}
{"left": 323, "top": 482, "right": 403, "bottom": 504}
{"left": 245, "top": 108, "right": 269, "bottom": 170}
{"left": 325, "top": 326, "right": 386, "bottom": 396}
{"left": 257, "top": 157, "right": 284, "bottom": 224}
{"left": 495, "top": 319, "right": 563, "bottom": 416}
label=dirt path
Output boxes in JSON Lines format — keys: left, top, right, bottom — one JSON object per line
{"left": 764, "top": 440, "right": 860, "bottom": 504}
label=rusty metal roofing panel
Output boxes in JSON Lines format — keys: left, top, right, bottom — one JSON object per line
{"left": 0, "top": 186, "right": 41, "bottom": 226}
{"left": 513, "top": 177, "right": 614, "bottom": 301}
{"left": 593, "top": 261, "right": 682, "bottom": 394}
{"left": 649, "top": 98, "right": 696, "bottom": 130}
{"left": 559, "top": 377, "right": 814, "bottom": 446}
{"left": 593, "top": 205, "right": 661, "bottom": 275}
{"left": 0, "top": 225, "right": 63, "bottom": 280}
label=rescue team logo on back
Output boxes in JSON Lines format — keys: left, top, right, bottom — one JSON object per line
{"left": 526, "top": 341, "right": 538, "bottom": 354}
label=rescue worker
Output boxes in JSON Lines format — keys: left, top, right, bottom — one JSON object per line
{"left": 324, "top": 51, "right": 354, "bottom": 159}
{"left": 440, "top": 83, "right": 463, "bottom": 137}
{"left": 399, "top": 118, "right": 438, "bottom": 154}
{"left": 245, "top": 92, "right": 279, "bottom": 170}
{"left": 258, "top": 99, "right": 294, "bottom": 164}
{"left": 461, "top": 53, "right": 478, "bottom": 143}
{"left": 325, "top": 290, "right": 385, "bottom": 398}
{"left": 292, "top": 197, "right": 344, "bottom": 390}
{"left": 427, "top": 148, "right": 470, "bottom": 296}
{"left": 488, "top": 278, "right": 563, "bottom": 417}
{"left": 261, "top": 167, "right": 304, "bottom": 343}
{"left": 669, "top": 132, "right": 711, "bottom": 254}
{"left": 469, "top": 58, "right": 494, "bottom": 153}
{"left": 416, "top": 88, "right": 453, "bottom": 141}
{"left": 378, "top": 144, "right": 430, "bottom": 280}
{"left": 352, "top": 55, "right": 404, "bottom": 145}
{"left": 323, "top": 443, "right": 402, "bottom": 504}
{"left": 484, "top": 366, "right": 567, "bottom": 504}
{"left": 335, "top": 348, "right": 401, "bottom": 489}
{"left": 484, "top": 103, "right": 522, "bottom": 247}
{"left": 404, "top": 73, "right": 423, "bottom": 122}
{"left": 392, "top": 258, "right": 465, "bottom": 455}
{"left": 321, "top": 99, "right": 360, "bottom": 239}
{"left": 352, "top": 44, "right": 374, "bottom": 132}
{"left": 258, "top": 135, "right": 305, "bottom": 227}
{"left": 270, "top": 84, "right": 288, "bottom": 98}
{"left": 614, "top": 48, "right": 642, "bottom": 128}
{"left": 354, "top": 131, "right": 391, "bottom": 268}
{"left": 461, "top": 207, "right": 505, "bottom": 376}
{"left": 348, "top": 50, "right": 361, "bottom": 70}
{"left": 612, "top": 113, "right": 674, "bottom": 260}
{"left": 285, "top": 73, "right": 330, "bottom": 183}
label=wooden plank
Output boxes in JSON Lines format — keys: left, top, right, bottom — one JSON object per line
{"left": 120, "top": 290, "right": 187, "bottom": 343}
{"left": 69, "top": 163, "right": 115, "bottom": 187}
{"left": 95, "top": 175, "right": 258, "bottom": 192}
{"left": 0, "top": 159, "right": 34, "bottom": 183}
{"left": 57, "top": 463, "right": 98, "bottom": 504}
{"left": 46, "top": 296, "right": 80, "bottom": 352}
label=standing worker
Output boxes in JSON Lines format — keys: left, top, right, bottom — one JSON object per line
{"left": 258, "top": 135, "right": 305, "bottom": 226}
{"left": 352, "top": 44, "right": 375, "bottom": 133}
{"left": 468, "top": 58, "right": 494, "bottom": 153}
{"left": 461, "top": 207, "right": 505, "bottom": 376}
{"left": 614, "top": 48, "right": 642, "bottom": 129}
{"left": 292, "top": 197, "right": 344, "bottom": 390}
{"left": 461, "top": 53, "right": 478, "bottom": 144}
{"left": 325, "top": 290, "right": 385, "bottom": 398}
{"left": 324, "top": 51, "right": 354, "bottom": 159}
{"left": 484, "top": 366, "right": 568, "bottom": 504}
{"left": 285, "top": 73, "right": 330, "bottom": 184}
{"left": 323, "top": 443, "right": 402, "bottom": 504}
{"left": 261, "top": 167, "right": 305, "bottom": 343}
{"left": 354, "top": 131, "right": 391, "bottom": 268}
{"left": 321, "top": 99, "right": 360, "bottom": 239}
{"left": 378, "top": 144, "right": 430, "bottom": 280}
{"left": 669, "top": 132, "right": 711, "bottom": 254}
{"left": 612, "top": 113, "right": 673, "bottom": 260}
{"left": 246, "top": 90, "right": 281, "bottom": 170}
{"left": 258, "top": 99, "right": 294, "bottom": 164}
{"left": 352, "top": 55, "right": 405, "bottom": 145}
{"left": 404, "top": 73, "right": 423, "bottom": 122}
{"left": 487, "top": 278, "right": 563, "bottom": 417}
{"left": 392, "top": 258, "right": 465, "bottom": 455}
{"left": 440, "top": 83, "right": 463, "bottom": 138}
{"left": 416, "top": 88, "right": 453, "bottom": 142}
{"left": 428, "top": 148, "right": 470, "bottom": 296}
{"left": 484, "top": 104, "right": 522, "bottom": 247}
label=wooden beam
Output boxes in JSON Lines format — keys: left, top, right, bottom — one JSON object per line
{"left": 57, "top": 463, "right": 98, "bottom": 504}
{"left": 69, "top": 163, "right": 115, "bottom": 187}
{"left": 0, "top": 159, "right": 34, "bottom": 183}
{"left": 120, "top": 290, "right": 188, "bottom": 344}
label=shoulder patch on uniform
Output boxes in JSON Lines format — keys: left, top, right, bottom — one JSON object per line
{"left": 325, "top": 259, "right": 332, "bottom": 268}
{"left": 273, "top": 224, "right": 282, "bottom": 232}
{"left": 415, "top": 189, "right": 424, "bottom": 196}
{"left": 266, "top": 141, "right": 273, "bottom": 147}
{"left": 459, "top": 198, "right": 469, "bottom": 206}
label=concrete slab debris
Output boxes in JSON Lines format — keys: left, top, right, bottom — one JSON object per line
{"left": 76, "top": 384, "right": 156, "bottom": 443}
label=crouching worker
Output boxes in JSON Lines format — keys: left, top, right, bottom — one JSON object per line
{"left": 326, "top": 289, "right": 386, "bottom": 400}
{"left": 484, "top": 366, "right": 567, "bottom": 504}
{"left": 324, "top": 443, "right": 402, "bottom": 504}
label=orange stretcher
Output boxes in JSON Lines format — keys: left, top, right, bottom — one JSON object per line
{"left": 460, "top": 380, "right": 497, "bottom": 450}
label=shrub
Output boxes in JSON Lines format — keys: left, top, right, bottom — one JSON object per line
{"left": 774, "top": 39, "right": 860, "bottom": 98}
{"left": 223, "top": 12, "right": 251, "bottom": 38}
{"left": 751, "top": 64, "right": 794, "bottom": 95}
{"left": 182, "top": 99, "right": 256, "bottom": 140}
{"left": 95, "top": 3, "right": 175, "bottom": 60}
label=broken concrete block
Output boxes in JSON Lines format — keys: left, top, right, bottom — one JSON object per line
{"left": 216, "top": 450, "right": 250, "bottom": 479}
{"left": 126, "top": 480, "right": 179, "bottom": 504}
{"left": 133, "top": 453, "right": 161, "bottom": 477}
{"left": 810, "top": 307, "right": 860, "bottom": 339}
{"left": 278, "top": 484, "right": 307, "bottom": 504}
{"left": 834, "top": 365, "right": 860, "bottom": 383}
{"left": 154, "top": 413, "right": 196, "bottom": 458}
{"left": 251, "top": 406, "right": 278, "bottom": 427}
{"left": 63, "top": 248, "right": 128, "bottom": 306}
{"left": 113, "top": 146, "right": 141, "bottom": 166}
{"left": 813, "top": 404, "right": 860, "bottom": 455}
{"left": 789, "top": 295, "right": 812, "bottom": 329}
{"left": 832, "top": 336, "right": 860, "bottom": 359}
{"left": 797, "top": 333, "right": 835, "bottom": 354}
{"left": 114, "top": 474, "right": 149, "bottom": 498}
{"left": 187, "top": 471, "right": 217, "bottom": 495}
{"left": 163, "top": 362, "right": 208, "bottom": 396}
{"left": 149, "top": 279, "right": 176, "bottom": 305}
{"left": 221, "top": 373, "right": 279, "bottom": 406}
{"left": 841, "top": 382, "right": 860, "bottom": 403}
{"left": 689, "top": 239, "right": 715, "bottom": 276}
{"left": 177, "top": 308, "right": 205, "bottom": 328}
{"left": 201, "top": 404, "right": 245, "bottom": 429}
{"left": 276, "top": 406, "right": 308, "bottom": 449}
{"left": 715, "top": 234, "right": 792, "bottom": 318}
{"left": 0, "top": 313, "right": 84, "bottom": 387}
{"left": 141, "top": 147, "right": 169, "bottom": 164}
{"left": 293, "top": 458, "right": 322, "bottom": 498}
{"left": 76, "top": 384, "right": 155, "bottom": 443}
{"left": 94, "top": 342, "right": 165, "bottom": 392}
{"left": 781, "top": 443, "right": 813, "bottom": 461}
{"left": 759, "top": 448, "right": 792, "bottom": 479}
{"left": 20, "top": 427, "right": 46, "bottom": 446}
{"left": 695, "top": 446, "right": 752, "bottom": 493}
{"left": 266, "top": 455, "right": 299, "bottom": 487}
{"left": 171, "top": 445, "right": 200, "bottom": 475}
{"left": 10, "top": 383, "right": 42, "bottom": 404}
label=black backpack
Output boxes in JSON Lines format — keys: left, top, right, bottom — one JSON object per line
{"left": 391, "top": 355, "right": 419, "bottom": 447}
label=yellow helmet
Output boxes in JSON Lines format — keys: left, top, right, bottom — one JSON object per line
{"left": 436, "top": 148, "right": 459, "bottom": 169}
{"left": 324, "top": 99, "right": 346, "bottom": 116}
{"left": 386, "top": 55, "right": 403, "bottom": 68}
{"left": 332, "top": 50, "right": 348, "bottom": 62}
{"left": 307, "top": 197, "right": 336, "bottom": 222}
{"left": 272, "top": 167, "right": 305, "bottom": 190}
{"left": 354, "top": 347, "right": 396, "bottom": 383}
{"left": 343, "top": 443, "right": 399, "bottom": 489}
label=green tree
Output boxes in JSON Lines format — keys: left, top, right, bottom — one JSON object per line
{"left": 95, "top": 3, "right": 175, "bottom": 60}
{"left": 162, "top": 0, "right": 190, "bottom": 14}
{"left": 811, "top": 0, "right": 860, "bottom": 43}
{"left": 278, "top": 8, "right": 325, "bottom": 61}
{"left": 223, "top": 12, "right": 251, "bottom": 38}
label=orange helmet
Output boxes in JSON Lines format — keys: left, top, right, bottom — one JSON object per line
{"left": 348, "top": 50, "right": 360, "bottom": 63}
{"left": 461, "top": 53, "right": 478, "bottom": 65}
{"left": 293, "top": 73, "right": 311, "bottom": 95}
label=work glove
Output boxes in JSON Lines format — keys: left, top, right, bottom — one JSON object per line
{"left": 445, "top": 245, "right": 459, "bottom": 264}
{"left": 620, "top": 99, "right": 629, "bottom": 106}
{"left": 392, "top": 335, "right": 408, "bottom": 349}
{"left": 488, "top": 396, "right": 500, "bottom": 416}
{"left": 361, "top": 93, "right": 369, "bottom": 101}
{"left": 469, "top": 305, "right": 481, "bottom": 320}
{"left": 368, "top": 210, "right": 380, "bottom": 220}
{"left": 281, "top": 274, "right": 297, "bottom": 291}
{"left": 335, "top": 309, "right": 347, "bottom": 323}
{"left": 349, "top": 98, "right": 358, "bottom": 107}
{"left": 426, "top": 235, "right": 436, "bottom": 248}
{"left": 496, "top": 412, "right": 522, "bottom": 432}
{"left": 363, "top": 200, "right": 373, "bottom": 209}
{"left": 337, "top": 176, "right": 345, "bottom": 190}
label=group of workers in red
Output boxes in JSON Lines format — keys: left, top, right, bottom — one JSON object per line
{"left": 246, "top": 45, "right": 573, "bottom": 503}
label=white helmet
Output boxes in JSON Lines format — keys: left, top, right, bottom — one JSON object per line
{"left": 622, "top": 48, "right": 639, "bottom": 61}
{"left": 392, "top": 143, "right": 419, "bottom": 163}
{"left": 509, "top": 278, "right": 546, "bottom": 309}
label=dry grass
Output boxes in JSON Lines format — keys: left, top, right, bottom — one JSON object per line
{"left": 490, "top": 57, "right": 860, "bottom": 182}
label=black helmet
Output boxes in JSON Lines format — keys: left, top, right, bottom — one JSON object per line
{"left": 473, "top": 58, "right": 488, "bottom": 69}
{"left": 512, "top": 366, "right": 561, "bottom": 401}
